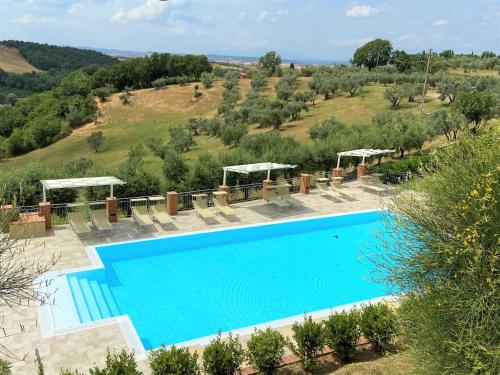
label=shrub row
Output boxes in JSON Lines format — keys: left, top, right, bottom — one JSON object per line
{"left": 56, "top": 303, "right": 397, "bottom": 375}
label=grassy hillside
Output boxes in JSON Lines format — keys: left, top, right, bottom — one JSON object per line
{"left": 0, "top": 45, "right": 40, "bottom": 73}
{"left": 0, "top": 77, "right": 447, "bottom": 175}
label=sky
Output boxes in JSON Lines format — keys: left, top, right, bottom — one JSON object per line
{"left": 0, "top": 0, "right": 499, "bottom": 61}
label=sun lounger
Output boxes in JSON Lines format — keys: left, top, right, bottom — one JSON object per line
{"left": 317, "top": 182, "right": 343, "bottom": 200}
{"left": 131, "top": 199, "right": 155, "bottom": 230}
{"left": 68, "top": 211, "right": 91, "bottom": 239}
{"left": 148, "top": 196, "right": 174, "bottom": 227}
{"left": 360, "top": 175, "right": 392, "bottom": 194}
{"left": 193, "top": 194, "right": 216, "bottom": 221}
{"left": 212, "top": 192, "right": 236, "bottom": 218}
{"left": 330, "top": 182, "right": 355, "bottom": 200}
{"left": 90, "top": 208, "right": 113, "bottom": 236}
{"left": 276, "top": 184, "right": 302, "bottom": 207}
{"left": 267, "top": 187, "right": 290, "bottom": 207}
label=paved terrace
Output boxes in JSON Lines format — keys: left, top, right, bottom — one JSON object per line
{"left": 2, "top": 184, "right": 392, "bottom": 375}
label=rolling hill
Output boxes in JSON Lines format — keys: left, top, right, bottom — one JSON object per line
{"left": 0, "top": 77, "right": 448, "bottom": 177}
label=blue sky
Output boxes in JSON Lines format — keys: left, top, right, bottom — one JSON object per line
{"left": 0, "top": 0, "right": 499, "bottom": 60}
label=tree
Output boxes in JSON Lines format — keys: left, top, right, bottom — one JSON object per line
{"left": 352, "top": 39, "right": 393, "bottom": 70}
{"left": 453, "top": 91, "right": 495, "bottom": 134}
{"left": 309, "top": 117, "right": 347, "bottom": 141}
{"left": 437, "top": 78, "right": 471, "bottom": 103}
{"left": 93, "top": 87, "right": 111, "bottom": 102}
{"left": 289, "top": 62, "right": 295, "bottom": 69}
{"left": 86, "top": 131, "right": 104, "bottom": 152}
{"left": 5, "top": 93, "right": 17, "bottom": 106}
{"left": 393, "top": 50, "right": 412, "bottom": 72}
{"left": 250, "top": 71, "right": 267, "bottom": 91}
{"left": 200, "top": 72, "right": 214, "bottom": 88}
{"left": 220, "top": 123, "right": 247, "bottom": 146}
{"left": 163, "top": 148, "right": 188, "bottom": 191}
{"left": 373, "top": 130, "right": 499, "bottom": 374}
{"left": 284, "top": 101, "right": 308, "bottom": 121}
{"left": 427, "top": 110, "right": 466, "bottom": 141}
{"left": 395, "top": 113, "right": 428, "bottom": 158}
{"left": 258, "top": 108, "right": 286, "bottom": 130}
{"left": 339, "top": 76, "right": 362, "bottom": 96}
{"left": 169, "top": 126, "right": 193, "bottom": 152}
{"left": 258, "top": 51, "right": 282, "bottom": 76}
{"left": 384, "top": 85, "right": 404, "bottom": 109}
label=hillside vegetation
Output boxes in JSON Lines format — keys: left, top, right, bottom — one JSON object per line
{"left": 0, "top": 45, "right": 40, "bottom": 73}
{"left": 0, "top": 77, "right": 445, "bottom": 173}
{"left": 0, "top": 40, "right": 117, "bottom": 71}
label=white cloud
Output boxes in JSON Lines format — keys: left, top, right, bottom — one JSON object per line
{"left": 256, "top": 11, "right": 268, "bottom": 21}
{"left": 346, "top": 5, "right": 378, "bottom": 18}
{"left": 13, "top": 14, "right": 57, "bottom": 24}
{"left": 398, "top": 34, "right": 416, "bottom": 41}
{"left": 67, "top": 3, "right": 83, "bottom": 14}
{"left": 111, "top": 0, "right": 186, "bottom": 23}
{"left": 276, "top": 9, "right": 288, "bottom": 16}
{"left": 238, "top": 11, "right": 246, "bottom": 20}
{"left": 432, "top": 19, "right": 448, "bottom": 26}
{"left": 331, "top": 37, "right": 373, "bottom": 46}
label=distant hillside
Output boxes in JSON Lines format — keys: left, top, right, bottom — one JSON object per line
{"left": 1, "top": 40, "right": 118, "bottom": 71}
{"left": 0, "top": 45, "right": 40, "bottom": 73}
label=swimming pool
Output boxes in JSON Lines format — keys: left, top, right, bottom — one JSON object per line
{"left": 48, "top": 210, "right": 389, "bottom": 351}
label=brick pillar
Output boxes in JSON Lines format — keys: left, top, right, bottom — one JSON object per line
{"left": 106, "top": 197, "right": 118, "bottom": 223}
{"left": 39, "top": 202, "right": 52, "bottom": 230}
{"left": 262, "top": 179, "right": 273, "bottom": 202}
{"left": 218, "top": 185, "right": 229, "bottom": 202}
{"left": 167, "top": 191, "right": 178, "bottom": 215}
{"left": 299, "top": 173, "right": 311, "bottom": 194}
{"left": 332, "top": 168, "right": 343, "bottom": 178}
{"left": 357, "top": 164, "right": 368, "bottom": 179}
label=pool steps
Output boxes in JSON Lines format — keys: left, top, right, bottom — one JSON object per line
{"left": 68, "top": 276, "right": 120, "bottom": 323}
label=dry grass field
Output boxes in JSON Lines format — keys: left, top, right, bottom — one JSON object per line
{"left": 0, "top": 45, "right": 40, "bottom": 73}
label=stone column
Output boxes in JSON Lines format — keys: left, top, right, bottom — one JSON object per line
{"left": 262, "top": 179, "right": 273, "bottom": 202}
{"left": 39, "top": 202, "right": 52, "bottom": 230}
{"left": 299, "top": 173, "right": 311, "bottom": 194}
{"left": 357, "top": 164, "right": 368, "bottom": 179}
{"left": 218, "top": 185, "right": 229, "bottom": 202}
{"left": 332, "top": 168, "right": 343, "bottom": 178}
{"left": 166, "top": 191, "right": 178, "bottom": 216}
{"left": 106, "top": 197, "right": 118, "bottom": 223}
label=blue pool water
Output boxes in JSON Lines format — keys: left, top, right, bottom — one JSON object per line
{"left": 66, "top": 211, "right": 388, "bottom": 350}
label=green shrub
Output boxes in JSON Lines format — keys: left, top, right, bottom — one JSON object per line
{"left": 286, "top": 315, "right": 325, "bottom": 371}
{"left": 379, "top": 154, "right": 431, "bottom": 173}
{"left": 202, "top": 333, "right": 245, "bottom": 375}
{"left": 149, "top": 345, "right": 199, "bottom": 375}
{"left": 246, "top": 328, "right": 286, "bottom": 375}
{"left": 60, "top": 369, "right": 84, "bottom": 375}
{"left": 90, "top": 349, "right": 141, "bottom": 375}
{"left": 200, "top": 72, "right": 214, "bottom": 88}
{"left": 152, "top": 78, "right": 168, "bottom": 89}
{"left": 324, "top": 309, "right": 360, "bottom": 363}
{"left": 360, "top": 303, "right": 398, "bottom": 353}
{"left": 0, "top": 359, "right": 11, "bottom": 375}
{"left": 93, "top": 87, "right": 112, "bottom": 102}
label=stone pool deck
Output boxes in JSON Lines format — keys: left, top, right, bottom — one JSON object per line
{"left": 2, "top": 185, "right": 392, "bottom": 375}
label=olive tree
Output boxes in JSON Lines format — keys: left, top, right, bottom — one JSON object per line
{"left": 453, "top": 91, "right": 495, "bottom": 134}
{"left": 258, "top": 51, "right": 282, "bottom": 76}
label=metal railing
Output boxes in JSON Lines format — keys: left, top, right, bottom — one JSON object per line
{"left": 14, "top": 169, "right": 418, "bottom": 224}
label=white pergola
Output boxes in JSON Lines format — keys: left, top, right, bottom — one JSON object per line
{"left": 40, "top": 177, "right": 126, "bottom": 202}
{"left": 222, "top": 162, "right": 296, "bottom": 185}
{"left": 336, "top": 149, "right": 395, "bottom": 168}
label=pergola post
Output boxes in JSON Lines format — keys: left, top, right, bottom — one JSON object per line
{"left": 110, "top": 184, "right": 114, "bottom": 197}
{"left": 42, "top": 186, "right": 47, "bottom": 203}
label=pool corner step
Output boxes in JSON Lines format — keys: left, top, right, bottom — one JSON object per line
{"left": 99, "top": 284, "right": 120, "bottom": 316}
{"left": 89, "top": 280, "right": 111, "bottom": 319}
{"left": 67, "top": 277, "right": 92, "bottom": 323}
